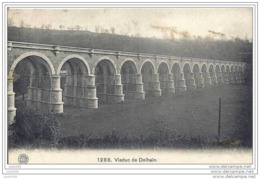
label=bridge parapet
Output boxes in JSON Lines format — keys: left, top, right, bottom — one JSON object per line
{"left": 8, "top": 41, "right": 246, "bottom": 67}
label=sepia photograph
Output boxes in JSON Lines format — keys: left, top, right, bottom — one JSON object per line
{"left": 2, "top": 2, "right": 258, "bottom": 178}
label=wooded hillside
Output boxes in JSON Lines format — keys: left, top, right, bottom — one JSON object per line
{"left": 8, "top": 27, "right": 252, "bottom": 63}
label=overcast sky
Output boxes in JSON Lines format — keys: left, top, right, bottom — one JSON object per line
{"left": 8, "top": 8, "right": 253, "bottom": 40}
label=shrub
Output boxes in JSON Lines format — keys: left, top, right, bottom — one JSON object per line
{"left": 58, "top": 133, "right": 92, "bottom": 148}
{"left": 10, "top": 109, "right": 62, "bottom": 148}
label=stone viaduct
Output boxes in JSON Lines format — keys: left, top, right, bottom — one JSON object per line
{"left": 7, "top": 41, "right": 247, "bottom": 125}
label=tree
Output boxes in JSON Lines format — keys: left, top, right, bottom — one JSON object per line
{"left": 111, "top": 27, "right": 115, "bottom": 34}
{"left": 20, "top": 20, "right": 24, "bottom": 28}
{"left": 41, "top": 24, "right": 46, "bottom": 29}
{"left": 59, "top": 25, "right": 65, "bottom": 30}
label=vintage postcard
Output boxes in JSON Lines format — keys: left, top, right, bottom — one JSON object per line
{"left": 1, "top": 2, "right": 257, "bottom": 178}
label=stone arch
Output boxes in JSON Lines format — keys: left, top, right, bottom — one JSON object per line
{"left": 57, "top": 54, "right": 90, "bottom": 75}
{"left": 226, "top": 65, "right": 230, "bottom": 72}
{"left": 157, "top": 61, "right": 170, "bottom": 73}
{"left": 139, "top": 59, "right": 156, "bottom": 74}
{"left": 95, "top": 59, "right": 116, "bottom": 76}
{"left": 209, "top": 64, "right": 217, "bottom": 85}
{"left": 191, "top": 63, "right": 201, "bottom": 73}
{"left": 120, "top": 60, "right": 138, "bottom": 99}
{"left": 8, "top": 52, "right": 58, "bottom": 124}
{"left": 171, "top": 62, "right": 182, "bottom": 91}
{"left": 120, "top": 60, "right": 138, "bottom": 74}
{"left": 208, "top": 64, "right": 214, "bottom": 73}
{"left": 231, "top": 65, "right": 235, "bottom": 72}
{"left": 10, "top": 53, "right": 54, "bottom": 92}
{"left": 208, "top": 63, "right": 214, "bottom": 71}
{"left": 58, "top": 55, "right": 91, "bottom": 108}
{"left": 182, "top": 63, "right": 191, "bottom": 73}
{"left": 183, "top": 63, "right": 195, "bottom": 90}
{"left": 220, "top": 65, "right": 228, "bottom": 84}
{"left": 228, "top": 65, "right": 235, "bottom": 83}
{"left": 95, "top": 59, "right": 117, "bottom": 103}
{"left": 221, "top": 65, "right": 226, "bottom": 72}
{"left": 192, "top": 63, "right": 201, "bottom": 73}
{"left": 33, "top": 61, "right": 52, "bottom": 89}
{"left": 215, "top": 65, "right": 223, "bottom": 84}
{"left": 92, "top": 56, "right": 118, "bottom": 74}
{"left": 202, "top": 64, "right": 211, "bottom": 87}
{"left": 158, "top": 62, "right": 170, "bottom": 94}
{"left": 9, "top": 52, "right": 55, "bottom": 78}
{"left": 201, "top": 64, "right": 208, "bottom": 74}
{"left": 170, "top": 62, "right": 182, "bottom": 73}
{"left": 141, "top": 61, "right": 156, "bottom": 97}
{"left": 193, "top": 63, "right": 204, "bottom": 88}
{"left": 119, "top": 58, "right": 138, "bottom": 73}
{"left": 183, "top": 63, "right": 192, "bottom": 73}
{"left": 201, "top": 63, "right": 208, "bottom": 72}
{"left": 238, "top": 65, "right": 243, "bottom": 83}
{"left": 215, "top": 65, "right": 220, "bottom": 73}
{"left": 234, "top": 65, "right": 239, "bottom": 83}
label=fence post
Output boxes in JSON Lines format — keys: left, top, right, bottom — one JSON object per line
{"left": 218, "top": 98, "right": 222, "bottom": 142}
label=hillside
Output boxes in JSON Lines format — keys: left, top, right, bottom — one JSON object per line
{"left": 8, "top": 27, "right": 252, "bottom": 63}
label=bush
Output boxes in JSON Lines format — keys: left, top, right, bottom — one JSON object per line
{"left": 145, "top": 119, "right": 206, "bottom": 148}
{"left": 9, "top": 109, "right": 62, "bottom": 148}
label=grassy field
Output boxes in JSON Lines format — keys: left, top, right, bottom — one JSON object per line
{"left": 57, "top": 84, "right": 252, "bottom": 145}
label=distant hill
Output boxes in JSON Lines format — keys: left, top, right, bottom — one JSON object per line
{"left": 8, "top": 27, "right": 252, "bottom": 63}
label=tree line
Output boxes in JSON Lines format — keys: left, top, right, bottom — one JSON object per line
{"left": 8, "top": 26, "right": 252, "bottom": 63}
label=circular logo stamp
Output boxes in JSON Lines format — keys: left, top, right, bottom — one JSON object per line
{"left": 18, "top": 154, "right": 29, "bottom": 164}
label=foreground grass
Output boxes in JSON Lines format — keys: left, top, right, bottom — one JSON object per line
{"left": 13, "top": 84, "right": 252, "bottom": 149}
{"left": 58, "top": 84, "right": 252, "bottom": 146}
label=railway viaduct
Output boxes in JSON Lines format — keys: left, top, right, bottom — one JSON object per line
{"left": 7, "top": 41, "right": 247, "bottom": 125}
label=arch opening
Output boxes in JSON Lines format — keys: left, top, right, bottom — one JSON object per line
{"left": 231, "top": 66, "right": 235, "bottom": 72}
{"left": 171, "top": 63, "right": 181, "bottom": 92}
{"left": 201, "top": 64, "right": 207, "bottom": 79}
{"left": 95, "top": 59, "right": 116, "bottom": 103}
{"left": 141, "top": 61, "right": 155, "bottom": 97}
{"left": 215, "top": 65, "right": 220, "bottom": 73}
{"left": 158, "top": 62, "right": 169, "bottom": 95}
{"left": 183, "top": 63, "right": 195, "bottom": 90}
{"left": 226, "top": 66, "right": 230, "bottom": 72}
{"left": 59, "top": 58, "right": 90, "bottom": 107}
{"left": 215, "top": 65, "right": 223, "bottom": 84}
{"left": 192, "top": 64, "right": 204, "bottom": 88}
{"left": 233, "top": 66, "right": 239, "bottom": 83}
{"left": 9, "top": 55, "right": 54, "bottom": 123}
{"left": 237, "top": 66, "right": 243, "bottom": 83}
{"left": 226, "top": 65, "right": 234, "bottom": 84}
{"left": 209, "top": 65, "right": 217, "bottom": 85}
{"left": 202, "top": 64, "right": 212, "bottom": 87}
{"left": 221, "top": 65, "right": 225, "bottom": 72}
{"left": 121, "top": 61, "right": 138, "bottom": 99}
